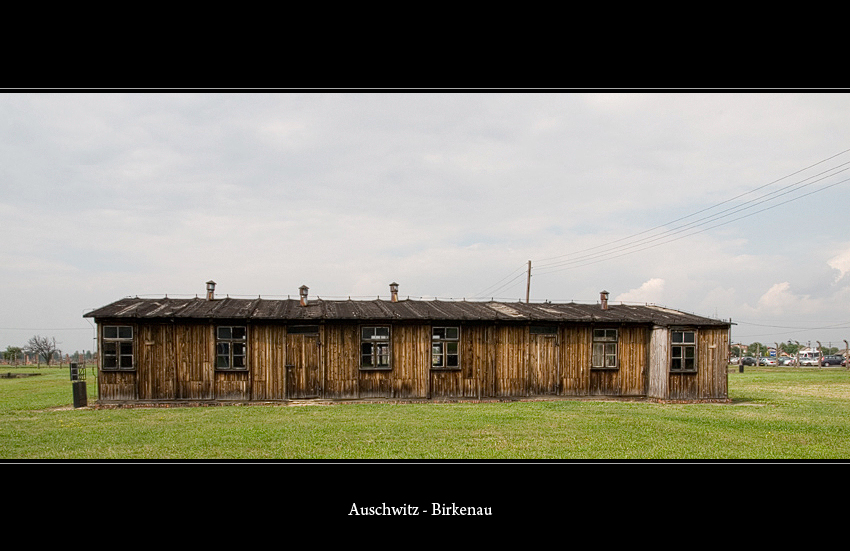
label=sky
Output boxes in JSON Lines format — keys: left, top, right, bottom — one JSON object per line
{"left": 2, "top": 91, "right": 850, "bottom": 356}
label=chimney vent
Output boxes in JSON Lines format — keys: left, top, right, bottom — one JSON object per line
{"left": 390, "top": 282, "right": 399, "bottom": 303}
{"left": 600, "top": 290, "right": 609, "bottom": 310}
{"left": 299, "top": 285, "right": 309, "bottom": 307}
{"left": 206, "top": 280, "right": 216, "bottom": 301}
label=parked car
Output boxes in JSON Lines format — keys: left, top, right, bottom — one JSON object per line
{"left": 759, "top": 357, "right": 778, "bottom": 366}
{"left": 740, "top": 356, "right": 757, "bottom": 366}
{"left": 800, "top": 357, "right": 820, "bottom": 366}
{"left": 729, "top": 356, "right": 739, "bottom": 365}
{"left": 821, "top": 355, "right": 844, "bottom": 366}
{"left": 778, "top": 357, "right": 797, "bottom": 366}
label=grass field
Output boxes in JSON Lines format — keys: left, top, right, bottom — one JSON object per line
{"left": 2, "top": 364, "right": 849, "bottom": 460}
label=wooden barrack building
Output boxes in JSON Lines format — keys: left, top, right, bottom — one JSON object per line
{"left": 83, "top": 283, "right": 731, "bottom": 405}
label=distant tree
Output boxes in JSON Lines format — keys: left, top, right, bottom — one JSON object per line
{"left": 781, "top": 341, "right": 801, "bottom": 355}
{"left": 748, "top": 342, "right": 766, "bottom": 356}
{"left": 731, "top": 346, "right": 742, "bottom": 357}
{"left": 3, "top": 346, "right": 22, "bottom": 366}
{"left": 24, "top": 336, "right": 60, "bottom": 367}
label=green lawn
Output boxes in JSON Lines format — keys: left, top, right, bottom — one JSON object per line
{"left": 2, "top": 365, "right": 849, "bottom": 459}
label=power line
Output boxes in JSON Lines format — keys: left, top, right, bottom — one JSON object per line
{"left": 470, "top": 148, "right": 850, "bottom": 298}
{"left": 535, "top": 174, "right": 850, "bottom": 275}
{"left": 534, "top": 162, "right": 850, "bottom": 273}
{"left": 535, "top": 147, "right": 850, "bottom": 266}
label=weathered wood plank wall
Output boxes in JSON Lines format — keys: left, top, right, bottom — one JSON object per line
{"left": 96, "top": 320, "right": 727, "bottom": 403}
{"left": 560, "top": 325, "right": 591, "bottom": 396}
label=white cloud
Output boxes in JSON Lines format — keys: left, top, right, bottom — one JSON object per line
{"left": 828, "top": 246, "right": 850, "bottom": 282}
{"left": 614, "top": 278, "right": 666, "bottom": 304}
{"left": 749, "top": 282, "right": 818, "bottom": 316}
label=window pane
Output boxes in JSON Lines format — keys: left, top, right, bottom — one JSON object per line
{"left": 217, "top": 355, "right": 229, "bottom": 368}
{"left": 218, "top": 327, "right": 232, "bottom": 339}
{"left": 672, "top": 358, "right": 682, "bottom": 370}
{"left": 593, "top": 329, "right": 605, "bottom": 340}
{"left": 103, "top": 355, "right": 117, "bottom": 368}
{"left": 118, "top": 326, "right": 132, "bottom": 339}
{"left": 361, "top": 342, "right": 373, "bottom": 355}
{"left": 104, "top": 326, "right": 118, "bottom": 339}
{"left": 592, "top": 343, "right": 603, "bottom": 367}
{"left": 375, "top": 327, "right": 389, "bottom": 339}
{"left": 447, "top": 354, "right": 459, "bottom": 367}
{"left": 361, "top": 354, "right": 373, "bottom": 367}
{"left": 684, "top": 332, "right": 695, "bottom": 344}
{"left": 445, "top": 327, "right": 458, "bottom": 340}
{"left": 685, "top": 358, "right": 695, "bottom": 370}
{"left": 684, "top": 346, "right": 695, "bottom": 358}
{"left": 361, "top": 327, "right": 373, "bottom": 340}
{"left": 217, "top": 342, "right": 230, "bottom": 356}
{"left": 233, "top": 343, "right": 246, "bottom": 356}
{"left": 432, "top": 342, "right": 443, "bottom": 355}
{"left": 232, "top": 327, "right": 246, "bottom": 340}
{"left": 103, "top": 342, "right": 117, "bottom": 355}
{"left": 447, "top": 342, "right": 458, "bottom": 355}
{"left": 672, "top": 346, "right": 682, "bottom": 359}
{"left": 377, "top": 355, "right": 389, "bottom": 367}
{"left": 120, "top": 342, "right": 133, "bottom": 355}
{"left": 233, "top": 356, "right": 245, "bottom": 368}
{"left": 432, "top": 354, "right": 443, "bottom": 367}
{"left": 120, "top": 355, "right": 133, "bottom": 368}
{"left": 433, "top": 327, "right": 445, "bottom": 339}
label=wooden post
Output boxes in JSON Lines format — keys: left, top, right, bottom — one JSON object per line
{"left": 525, "top": 260, "right": 531, "bottom": 303}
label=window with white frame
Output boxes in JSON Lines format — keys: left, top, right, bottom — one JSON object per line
{"left": 592, "top": 328, "right": 618, "bottom": 369}
{"left": 432, "top": 326, "right": 459, "bottom": 369}
{"left": 102, "top": 325, "right": 134, "bottom": 370}
{"left": 361, "top": 326, "right": 390, "bottom": 369}
{"left": 671, "top": 330, "right": 697, "bottom": 372}
{"left": 216, "top": 326, "right": 247, "bottom": 370}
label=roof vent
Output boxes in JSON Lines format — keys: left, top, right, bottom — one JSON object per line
{"left": 600, "top": 290, "right": 609, "bottom": 310}
{"left": 390, "top": 282, "right": 399, "bottom": 303}
{"left": 206, "top": 280, "right": 216, "bottom": 301}
{"left": 299, "top": 285, "right": 309, "bottom": 307}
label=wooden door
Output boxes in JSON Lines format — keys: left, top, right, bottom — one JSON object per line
{"left": 529, "top": 328, "right": 558, "bottom": 395}
{"left": 286, "top": 328, "right": 321, "bottom": 399}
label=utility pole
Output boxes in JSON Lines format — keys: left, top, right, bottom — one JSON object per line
{"left": 525, "top": 260, "right": 531, "bottom": 304}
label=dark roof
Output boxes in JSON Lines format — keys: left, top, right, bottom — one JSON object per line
{"left": 84, "top": 297, "right": 730, "bottom": 327}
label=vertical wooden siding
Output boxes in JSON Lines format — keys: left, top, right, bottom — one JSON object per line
{"left": 560, "top": 325, "right": 591, "bottom": 396}
{"left": 667, "top": 327, "right": 728, "bottom": 401}
{"left": 392, "top": 324, "right": 429, "bottom": 399}
{"left": 494, "top": 325, "right": 528, "bottom": 397}
{"left": 323, "top": 324, "right": 359, "bottom": 399}
{"left": 250, "top": 324, "right": 286, "bottom": 401}
{"left": 97, "top": 319, "right": 727, "bottom": 403}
